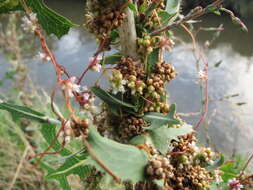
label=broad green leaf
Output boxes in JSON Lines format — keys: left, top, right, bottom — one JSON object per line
{"left": 91, "top": 86, "right": 137, "bottom": 110}
{"left": 149, "top": 124, "right": 193, "bottom": 154}
{"left": 98, "top": 175, "right": 125, "bottom": 190}
{"left": 0, "top": 0, "right": 21, "bottom": 13}
{"left": 128, "top": 2, "right": 137, "bottom": 13}
{"left": 165, "top": 0, "right": 182, "bottom": 24}
{"left": 0, "top": 102, "right": 50, "bottom": 123}
{"left": 131, "top": 124, "right": 193, "bottom": 155}
{"left": 102, "top": 53, "right": 122, "bottom": 65}
{"left": 158, "top": 11, "right": 176, "bottom": 26}
{"left": 147, "top": 48, "right": 159, "bottom": 73}
{"left": 86, "top": 126, "right": 149, "bottom": 183}
{"left": 26, "top": 0, "right": 75, "bottom": 38}
{"left": 143, "top": 104, "right": 180, "bottom": 129}
{"left": 1, "top": 0, "right": 75, "bottom": 38}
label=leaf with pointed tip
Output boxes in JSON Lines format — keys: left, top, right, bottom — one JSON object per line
{"left": 26, "top": 0, "right": 75, "bottom": 38}
{"left": 158, "top": 11, "right": 176, "bottom": 26}
{"left": 143, "top": 104, "right": 180, "bottom": 130}
{"left": 165, "top": 0, "right": 182, "bottom": 24}
{"left": 85, "top": 126, "right": 149, "bottom": 183}
{"left": 131, "top": 124, "right": 193, "bottom": 155}
{"left": 0, "top": 0, "right": 75, "bottom": 38}
{"left": 0, "top": 102, "right": 56, "bottom": 123}
{"left": 150, "top": 124, "right": 193, "bottom": 154}
{"left": 91, "top": 87, "right": 137, "bottom": 111}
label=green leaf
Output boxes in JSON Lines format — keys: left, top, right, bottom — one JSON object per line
{"left": 98, "top": 175, "right": 126, "bottom": 190}
{"left": 26, "top": 0, "right": 75, "bottom": 38}
{"left": 128, "top": 2, "right": 137, "bottom": 13}
{"left": 147, "top": 48, "right": 159, "bottom": 73}
{"left": 46, "top": 158, "right": 90, "bottom": 180}
{"left": 91, "top": 86, "right": 137, "bottom": 110}
{"left": 220, "top": 162, "right": 238, "bottom": 182}
{"left": 207, "top": 5, "right": 221, "bottom": 15}
{"left": 165, "top": 0, "right": 182, "bottom": 24}
{"left": 102, "top": 53, "right": 122, "bottom": 65}
{"left": 39, "top": 162, "right": 71, "bottom": 190}
{"left": 158, "top": 11, "right": 176, "bottom": 26}
{"left": 150, "top": 124, "right": 193, "bottom": 154}
{"left": 0, "top": 0, "right": 21, "bottom": 13}
{"left": 131, "top": 124, "right": 193, "bottom": 155}
{"left": 0, "top": 0, "right": 75, "bottom": 38}
{"left": 143, "top": 104, "right": 180, "bottom": 129}
{"left": 0, "top": 102, "right": 48, "bottom": 123}
{"left": 86, "top": 126, "right": 149, "bottom": 183}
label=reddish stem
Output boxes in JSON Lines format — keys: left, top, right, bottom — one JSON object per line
{"left": 194, "top": 52, "right": 209, "bottom": 130}
{"left": 77, "top": 37, "right": 108, "bottom": 84}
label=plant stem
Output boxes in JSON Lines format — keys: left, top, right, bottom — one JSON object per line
{"left": 118, "top": 6, "right": 138, "bottom": 59}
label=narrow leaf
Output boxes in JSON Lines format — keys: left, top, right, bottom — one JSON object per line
{"left": 165, "top": 0, "right": 182, "bottom": 23}
{"left": 91, "top": 86, "right": 136, "bottom": 109}
{"left": 158, "top": 11, "right": 176, "bottom": 26}
{"left": 0, "top": 102, "right": 46, "bottom": 122}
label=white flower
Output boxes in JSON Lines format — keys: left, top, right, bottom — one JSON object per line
{"left": 91, "top": 63, "right": 102, "bottom": 72}
{"left": 197, "top": 70, "right": 208, "bottom": 83}
{"left": 21, "top": 13, "right": 37, "bottom": 33}
{"left": 62, "top": 76, "right": 81, "bottom": 97}
{"left": 89, "top": 55, "right": 102, "bottom": 72}
{"left": 112, "top": 79, "right": 127, "bottom": 94}
{"left": 228, "top": 178, "right": 243, "bottom": 190}
{"left": 38, "top": 52, "right": 51, "bottom": 62}
{"left": 214, "top": 170, "right": 223, "bottom": 184}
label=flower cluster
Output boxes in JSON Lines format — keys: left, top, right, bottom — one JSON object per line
{"left": 228, "top": 178, "right": 243, "bottom": 190}
{"left": 21, "top": 13, "right": 37, "bottom": 33}
{"left": 109, "top": 70, "right": 127, "bottom": 94}
{"left": 38, "top": 52, "right": 51, "bottom": 62}
{"left": 89, "top": 55, "right": 102, "bottom": 73}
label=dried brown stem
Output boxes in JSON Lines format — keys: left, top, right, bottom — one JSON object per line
{"left": 150, "top": 0, "right": 224, "bottom": 36}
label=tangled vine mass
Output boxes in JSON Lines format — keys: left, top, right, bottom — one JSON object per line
{"left": 0, "top": 0, "right": 252, "bottom": 190}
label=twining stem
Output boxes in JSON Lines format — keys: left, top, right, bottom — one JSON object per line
{"left": 239, "top": 154, "right": 253, "bottom": 178}
{"left": 150, "top": 0, "right": 224, "bottom": 36}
